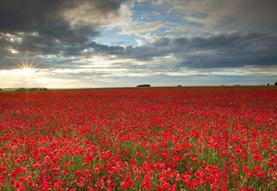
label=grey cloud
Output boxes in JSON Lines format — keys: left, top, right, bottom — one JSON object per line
{"left": 123, "top": 33, "right": 277, "bottom": 68}
{"left": 0, "top": 1, "right": 82, "bottom": 43}
{"left": 3, "top": 32, "right": 276, "bottom": 70}
{"left": 166, "top": 0, "right": 277, "bottom": 33}
{"left": 0, "top": 0, "right": 124, "bottom": 43}
{"left": 0, "top": 0, "right": 125, "bottom": 56}
{"left": 88, "top": 42, "right": 125, "bottom": 55}
{"left": 42, "top": 32, "right": 276, "bottom": 69}
{"left": 0, "top": 0, "right": 126, "bottom": 68}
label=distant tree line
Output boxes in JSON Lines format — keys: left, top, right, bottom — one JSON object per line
{"left": 15, "top": 88, "right": 48, "bottom": 92}
{"left": 0, "top": 88, "right": 48, "bottom": 92}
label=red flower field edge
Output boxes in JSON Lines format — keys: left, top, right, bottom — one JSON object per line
{"left": 0, "top": 87, "right": 276, "bottom": 190}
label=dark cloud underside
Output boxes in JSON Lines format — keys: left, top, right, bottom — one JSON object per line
{"left": 124, "top": 33, "right": 277, "bottom": 68}
{"left": 0, "top": 0, "right": 124, "bottom": 42}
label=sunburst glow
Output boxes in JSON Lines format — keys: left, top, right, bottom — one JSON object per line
{"left": 14, "top": 68, "right": 34, "bottom": 76}
{"left": 16, "top": 56, "right": 36, "bottom": 76}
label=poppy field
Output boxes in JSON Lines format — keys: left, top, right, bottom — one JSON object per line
{"left": 0, "top": 87, "right": 276, "bottom": 191}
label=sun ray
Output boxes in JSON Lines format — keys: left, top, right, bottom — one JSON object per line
{"left": 14, "top": 54, "right": 38, "bottom": 76}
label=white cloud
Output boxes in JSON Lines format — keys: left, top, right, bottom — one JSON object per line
{"left": 135, "top": 38, "right": 144, "bottom": 46}
{"left": 63, "top": 1, "right": 122, "bottom": 27}
{"left": 0, "top": 32, "right": 23, "bottom": 43}
{"left": 119, "top": 21, "right": 162, "bottom": 35}
{"left": 7, "top": 47, "right": 19, "bottom": 54}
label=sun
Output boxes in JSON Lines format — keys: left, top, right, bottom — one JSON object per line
{"left": 18, "top": 63, "right": 34, "bottom": 76}
{"left": 17, "top": 67, "right": 34, "bottom": 76}
{"left": 16, "top": 55, "right": 36, "bottom": 76}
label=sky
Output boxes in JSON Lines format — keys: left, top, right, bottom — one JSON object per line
{"left": 0, "top": 0, "right": 276, "bottom": 88}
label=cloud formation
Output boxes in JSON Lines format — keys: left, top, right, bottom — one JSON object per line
{"left": 166, "top": 0, "right": 277, "bottom": 33}
{"left": 94, "top": 33, "right": 276, "bottom": 69}
{"left": 0, "top": 0, "right": 126, "bottom": 42}
{"left": 0, "top": 0, "right": 276, "bottom": 87}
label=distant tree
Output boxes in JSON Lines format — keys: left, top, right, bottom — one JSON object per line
{"left": 267, "top": 83, "right": 270, "bottom": 86}
{"left": 275, "top": 81, "right": 277, "bottom": 86}
{"left": 137, "top": 84, "right": 151, "bottom": 87}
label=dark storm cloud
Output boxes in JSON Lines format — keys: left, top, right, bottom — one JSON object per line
{"left": 0, "top": 0, "right": 125, "bottom": 58}
{"left": 0, "top": 0, "right": 83, "bottom": 44}
{"left": 0, "top": 0, "right": 124, "bottom": 43}
{"left": 0, "top": 0, "right": 127, "bottom": 70}
{"left": 123, "top": 33, "right": 277, "bottom": 68}
{"left": 179, "top": 33, "right": 277, "bottom": 68}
